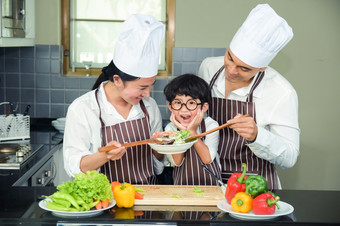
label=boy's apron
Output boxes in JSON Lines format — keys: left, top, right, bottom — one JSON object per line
{"left": 208, "top": 66, "right": 278, "bottom": 189}
{"left": 95, "top": 89, "right": 156, "bottom": 184}
{"left": 172, "top": 119, "right": 222, "bottom": 185}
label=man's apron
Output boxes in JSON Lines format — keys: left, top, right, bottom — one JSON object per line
{"left": 208, "top": 66, "right": 278, "bottom": 189}
{"left": 172, "top": 119, "right": 222, "bottom": 185}
{"left": 95, "top": 89, "right": 156, "bottom": 184}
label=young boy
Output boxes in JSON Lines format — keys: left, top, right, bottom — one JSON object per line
{"left": 163, "top": 74, "right": 221, "bottom": 185}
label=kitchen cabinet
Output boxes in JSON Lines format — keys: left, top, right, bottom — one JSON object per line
{"left": 0, "top": 0, "right": 35, "bottom": 46}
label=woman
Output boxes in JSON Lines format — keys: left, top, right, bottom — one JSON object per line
{"left": 63, "top": 14, "right": 165, "bottom": 184}
{"left": 198, "top": 4, "right": 300, "bottom": 189}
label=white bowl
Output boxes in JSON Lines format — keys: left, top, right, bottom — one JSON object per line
{"left": 148, "top": 140, "right": 197, "bottom": 154}
{"left": 51, "top": 120, "right": 65, "bottom": 133}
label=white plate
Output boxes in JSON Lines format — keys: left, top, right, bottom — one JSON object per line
{"left": 39, "top": 198, "right": 116, "bottom": 218}
{"left": 217, "top": 199, "right": 294, "bottom": 221}
{"left": 148, "top": 140, "right": 197, "bottom": 154}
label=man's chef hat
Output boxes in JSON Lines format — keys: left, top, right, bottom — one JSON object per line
{"left": 229, "top": 4, "right": 293, "bottom": 68}
{"left": 113, "top": 14, "right": 165, "bottom": 78}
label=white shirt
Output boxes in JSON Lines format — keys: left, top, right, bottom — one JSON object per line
{"left": 164, "top": 116, "right": 221, "bottom": 169}
{"left": 63, "top": 81, "right": 164, "bottom": 177}
{"left": 198, "top": 56, "right": 300, "bottom": 170}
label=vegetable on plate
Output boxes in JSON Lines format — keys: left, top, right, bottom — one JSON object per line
{"left": 252, "top": 192, "right": 280, "bottom": 215}
{"left": 225, "top": 163, "right": 248, "bottom": 204}
{"left": 244, "top": 174, "right": 268, "bottom": 198}
{"left": 231, "top": 192, "right": 253, "bottom": 213}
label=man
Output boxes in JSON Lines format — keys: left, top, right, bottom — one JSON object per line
{"left": 198, "top": 4, "right": 300, "bottom": 189}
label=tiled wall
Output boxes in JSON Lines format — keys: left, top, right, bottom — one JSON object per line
{"left": 0, "top": 45, "right": 226, "bottom": 120}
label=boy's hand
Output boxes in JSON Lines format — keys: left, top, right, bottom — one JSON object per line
{"left": 170, "top": 113, "right": 187, "bottom": 130}
{"left": 186, "top": 108, "right": 204, "bottom": 135}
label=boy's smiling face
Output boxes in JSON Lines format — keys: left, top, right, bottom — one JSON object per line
{"left": 168, "top": 94, "right": 208, "bottom": 127}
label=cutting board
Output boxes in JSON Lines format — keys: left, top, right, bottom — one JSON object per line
{"left": 133, "top": 185, "right": 225, "bottom": 206}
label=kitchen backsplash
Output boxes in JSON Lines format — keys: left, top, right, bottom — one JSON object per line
{"left": 0, "top": 45, "right": 226, "bottom": 120}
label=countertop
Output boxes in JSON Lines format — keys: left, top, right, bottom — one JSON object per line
{"left": 0, "top": 186, "right": 340, "bottom": 225}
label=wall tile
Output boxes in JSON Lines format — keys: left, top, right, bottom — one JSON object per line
{"left": 50, "top": 74, "right": 64, "bottom": 89}
{"left": 0, "top": 45, "right": 223, "bottom": 118}
{"left": 51, "top": 45, "right": 60, "bottom": 59}
{"left": 36, "top": 103, "right": 50, "bottom": 117}
{"left": 213, "top": 48, "right": 226, "bottom": 56}
{"left": 21, "top": 47, "right": 35, "bottom": 58}
{"left": 5, "top": 59, "right": 19, "bottom": 73}
{"left": 51, "top": 90, "right": 65, "bottom": 103}
{"left": 197, "top": 48, "right": 213, "bottom": 61}
{"left": 36, "top": 59, "right": 50, "bottom": 73}
{"left": 21, "top": 89, "right": 35, "bottom": 102}
{"left": 21, "top": 73, "right": 35, "bottom": 88}
{"left": 36, "top": 89, "right": 50, "bottom": 103}
{"left": 5, "top": 88, "right": 20, "bottom": 102}
{"left": 5, "top": 47, "right": 20, "bottom": 58}
{"left": 36, "top": 74, "right": 50, "bottom": 88}
{"left": 36, "top": 45, "right": 50, "bottom": 58}
{"left": 65, "top": 77, "right": 80, "bottom": 89}
{"left": 80, "top": 77, "right": 96, "bottom": 90}
{"left": 51, "top": 104, "right": 65, "bottom": 118}
{"left": 173, "top": 48, "right": 183, "bottom": 61}
{"left": 20, "top": 58, "right": 34, "bottom": 73}
{"left": 51, "top": 59, "right": 60, "bottom": 74}
{"left": 65, "top": 90, "right": 80, "bottom": 104}
{"left": 5, "top": 73, "right": 19, "bottom": 87}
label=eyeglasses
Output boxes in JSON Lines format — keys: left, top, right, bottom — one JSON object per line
{"left": 170, "top": 99, "right": 202, "bottom": 111}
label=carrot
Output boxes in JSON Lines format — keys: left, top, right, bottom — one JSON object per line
{"left": 102, "top": 199, "right": 109, "bottom": 208}
{"left": 95, "top": 201, "right": 102, "bottom": 210}
{"left": 111, "top": 181, "right": 121, "bottom": 191}
{"left": 135, "top": 191, "right": 144, "bottom": 200}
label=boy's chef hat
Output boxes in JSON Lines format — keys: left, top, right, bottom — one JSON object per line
{"left": 113, "top": 14, "right": 165, "bottom": 78}
{"left": 230, "top": 4, "right": 293, "bottom": 68}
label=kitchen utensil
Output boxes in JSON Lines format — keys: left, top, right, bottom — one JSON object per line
{"left": 23, "top": 105, "right": 31, "bottom": 116}
{"left": 184, "top": 114, "right": 250, "bottom": 143}
{"left": 9, "top": 102, "right": 17, "bottom": 116}
{"left": 98, "top": 138, "right": 174, "bottom": 153}
{"left": 202, "top": 164, "right": 226, "bottom": 188}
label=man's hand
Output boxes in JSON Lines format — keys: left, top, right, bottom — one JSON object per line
{"left": 227, "top": 114, "right": 258, "bottom": 142}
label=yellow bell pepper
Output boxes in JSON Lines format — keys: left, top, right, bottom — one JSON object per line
{"left": 114, "top": 207, "right": 135, "bottom": 219}
{"left": 113, "top": 182, "right": 135, "bottom": 208}
{"left": 231, "top": 192, "right": 253, "bottom": 213}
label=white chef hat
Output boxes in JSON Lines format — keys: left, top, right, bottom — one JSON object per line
{"left": 113, "top": 14, "right": 165, "bottom": 78}
{"left": 229, "top": 4, "right": 293, "bottom": 68}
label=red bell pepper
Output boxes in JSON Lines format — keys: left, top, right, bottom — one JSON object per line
{"left": 225, "top": 163, "right": 248, "bottom": 204}
{"left": 252, "top": 192, "right": 280, "bottom": 215}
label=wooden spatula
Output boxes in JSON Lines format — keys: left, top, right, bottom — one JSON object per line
{"left": 98, "top": 138, "right": 174, "bottom": 153}
{"left": 184, "top": 114, "right": 250, "bottom": 142}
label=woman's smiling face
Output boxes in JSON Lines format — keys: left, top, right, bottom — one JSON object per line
{"left": 168, "top": 95, "right": 204, "bottom": 127}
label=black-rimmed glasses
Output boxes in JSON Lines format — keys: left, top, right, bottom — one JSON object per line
{"left": 170, "top": 99, "right": 202, "bottom": 111}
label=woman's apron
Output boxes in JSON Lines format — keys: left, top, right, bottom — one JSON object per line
{"left": 208, "top": 66, "right": 278, "bottom": 189}
{"left": 95, "top": 89, "right": 157, "bottom": 184}
{"left": 172, "top": 119, "right": 222, "bottom": 185}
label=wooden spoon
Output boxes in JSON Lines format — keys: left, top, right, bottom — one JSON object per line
{"left": 184, "top": 114, "right": 250, "bottom": 142}
{"left": 98, "top": 138, "right": 174, "bottom": 153}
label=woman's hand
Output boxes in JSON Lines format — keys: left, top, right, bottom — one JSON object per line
{"left": 105, "top": 140, "right": 126, "bottom": 161}
{"left": 227, "top": 114, "right": 258, "bottom": 142}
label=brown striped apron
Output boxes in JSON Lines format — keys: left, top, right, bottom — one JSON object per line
{"left": 208, "top": 65, "right": 278, "bottom": 189}
{"left": 172, "top": 119, "right": 222, "bottom": 185}
{"left": 95, "top": 89, "right": 156, "bottom": 184}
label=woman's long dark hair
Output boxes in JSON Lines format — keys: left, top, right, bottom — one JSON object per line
{"left": 92, "top": 60, "right": 140, "bottom": 90}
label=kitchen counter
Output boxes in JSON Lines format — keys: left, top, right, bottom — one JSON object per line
{"left": 0, "top": 186, "right": 339, "bottom": 225}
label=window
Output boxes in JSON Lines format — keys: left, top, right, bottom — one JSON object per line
{"left": 61, "top": 0, "right": 174, "bottom": 76}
